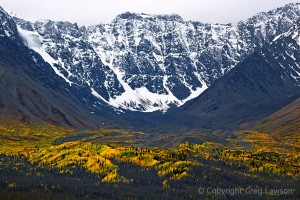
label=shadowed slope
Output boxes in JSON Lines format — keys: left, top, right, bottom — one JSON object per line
{"left": 257, "top": 97, "right": 300, "bottom": 135}
{"left": 0, "top": 30, "right": 110, "bottom": 129}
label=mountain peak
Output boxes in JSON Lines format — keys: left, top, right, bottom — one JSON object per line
{"left": 114, "top": 12, "right": 143, "bottom": 20}
{"left": 156, "top": 14, "right": 183, "bottom": 22}
{"left": 2, "top": 3, "right": 300, "bottom": 114}
{"left": 114, "top": 12, "right": 184, "bottom": 22}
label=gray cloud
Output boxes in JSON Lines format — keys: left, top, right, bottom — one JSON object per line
{"left": 1, "top": 0, "right": 299, "bottom": 25}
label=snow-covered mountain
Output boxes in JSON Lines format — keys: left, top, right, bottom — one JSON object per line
{"left": 181, "top": 19, "right": 300, "bottom": 129}
{"left": 0, "top": 6, "right": 114, "bottom": 128}
{"left": 3, "top": 3, "right": 300, "bottom": 113}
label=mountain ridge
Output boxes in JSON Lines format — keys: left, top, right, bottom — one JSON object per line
{"left": 5, "top": 3, "right": 299, "bottom": 113}
{"left": 0, "top": 7, "right": 119, "bottom": 128}
{"left": 0, "top": 3, "right": 299, "bottom": 131}
{"left": 257, "top": 97, "right": 300, "bottom": 135}
{"left": 181, "top": 19, "right": 300, "bottom": 130}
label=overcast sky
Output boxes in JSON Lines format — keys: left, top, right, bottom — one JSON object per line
{"left": 1, "top": 0, "right": 299, "bottom": 25}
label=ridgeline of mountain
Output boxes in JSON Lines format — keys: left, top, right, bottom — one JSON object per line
{"left": 0, "top": 7, "right": 117, "bottom": 128}
{"left": 181, "top": 20, "right": 300, "bottom": 130}
{"left": 9, "top": 3, "right": 300, "bottom": 113}
{"left": 257, "top": 97, "right": 300, "bottom": 135}
{"left": 0, "top": 4, "right": 299, "bottom": 130}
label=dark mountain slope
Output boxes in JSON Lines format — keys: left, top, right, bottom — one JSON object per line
{"left": 0, "top": 13, "right": 115, "bottom": 129}
{"left": 180, "top": 20, "right": 300, "bottom": 130}
{"left": 257, "top": 97, "right": 300, "bottom": 135}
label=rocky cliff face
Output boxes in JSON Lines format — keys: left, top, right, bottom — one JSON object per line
{"left": 0, "top": 7, "right": 115, "bottom": 128}
{"left": 181, "top": 19, "right": 300, "bottom": 129}
{"left": 2, "top": 3, "right": 300, "bottom": 113}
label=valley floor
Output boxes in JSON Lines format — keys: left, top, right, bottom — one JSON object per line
{"left": 0, "top": 120, "right": 299, "bottom": 199}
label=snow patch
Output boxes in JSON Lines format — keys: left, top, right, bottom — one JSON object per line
{"left": 17, "top": 26, "right": 73, "bottom": 85}
{"left": 92, "top": 45, "right": 208, "bottom": 112}
{"left": 91, "top": 88, "right": 109, "bottom": 104}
